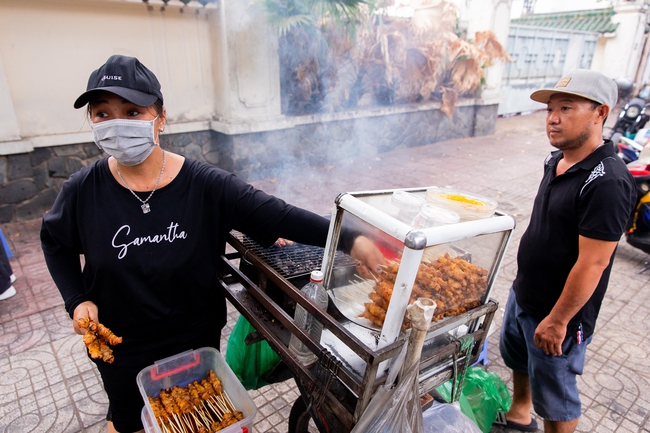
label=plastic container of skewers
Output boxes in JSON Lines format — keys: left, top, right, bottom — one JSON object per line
{"left": 137, "top": 346, "right": 256, "bottom": 433}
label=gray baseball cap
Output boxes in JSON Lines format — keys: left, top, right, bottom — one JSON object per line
{"left": 530, "top": 69, "right": 618, "bottom": 109}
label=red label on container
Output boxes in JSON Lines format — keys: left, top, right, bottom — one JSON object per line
{"left": 149, "top": 352, "right": 201, "bottom": 381}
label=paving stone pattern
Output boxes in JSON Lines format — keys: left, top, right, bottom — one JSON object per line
{"left": 1, "top": 111, "right": 649, "bottom": 432}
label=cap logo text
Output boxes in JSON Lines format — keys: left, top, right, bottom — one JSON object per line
{"left": 556, "top": 77, "right": 571, "bottom": 88}
{"left": 101, "top": 75, "right": 123, "bottom": 81}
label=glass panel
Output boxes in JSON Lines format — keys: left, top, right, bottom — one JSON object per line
{"left": 327, "top": 211, "right": 508, "bottom": 333}
{"left": 327, "top": 211, "right": 407, "bottom": 331}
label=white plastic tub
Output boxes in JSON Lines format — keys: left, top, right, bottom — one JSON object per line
{"left": 137, "top": 347, "right": 256, "bottom": 433}
{"left": 425, "top": 187, "right": 497, "bottom": 221}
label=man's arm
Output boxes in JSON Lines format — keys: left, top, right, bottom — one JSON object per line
{"left": 534, "top": 235, "right": 618, "bottom": 356}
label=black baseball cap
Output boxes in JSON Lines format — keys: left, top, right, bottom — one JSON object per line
{"left": 74, "top": 55, "right": 163, "bottom": 109}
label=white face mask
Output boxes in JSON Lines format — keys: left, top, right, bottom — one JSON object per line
{"left": 91, "top": 117, "right": 159, "bottom": 166}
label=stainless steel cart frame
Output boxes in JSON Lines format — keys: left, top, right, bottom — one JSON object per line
{"left": 219, "top": 186, "right": 513, "bottom": 432}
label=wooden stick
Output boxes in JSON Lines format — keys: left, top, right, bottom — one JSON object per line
{"left": 190, "top": 411, "right": 204, "bottom": 429}
{"left": 205, "top": 399, "right": 223, "bottom": 421}
{"left": 208, "top": 396, "right": 223, "bottom": 411}
{"left": 182, "top": 413, "right": 193, "bottom": 431}
{"left": 167, "top": 419, "right": 181, "bottom": 433}
{"left": 197, "top": 405, "right": 213, "bottom": 426}
{"left": 172, "top": 413, "right": 186, "bottom": 433}
{"left": 201, "top": 402, "right": 216, "bottom": 422}
{"left": 160, "top": 421, "right": 172, "bottom": 433}
{"left": 211, "top": 396, "right": 227, "bottom": 413}
{"left": 212, "top": 395, "right": 230, "bottom": 414}
{"left": 215, "top": 395, "right": 229, "bottom": 411}
{"left": 223, "top": 392, "right": 236, "bottom": 412}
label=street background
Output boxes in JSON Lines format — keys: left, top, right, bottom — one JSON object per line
{"left": 1, "top": 111, "right": 649, "bottom": 432}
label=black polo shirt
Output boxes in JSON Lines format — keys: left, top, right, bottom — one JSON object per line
{"left": 514, "top": 140, "right": 635, "bottom": 339}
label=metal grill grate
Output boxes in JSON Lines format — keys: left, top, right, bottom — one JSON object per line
{"left": 231, "top": 231, "right": 356, "bottom": 279}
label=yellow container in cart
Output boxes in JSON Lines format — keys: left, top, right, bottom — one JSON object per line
{"left": 137, "top": 347, "right": 257, "bottom": 433}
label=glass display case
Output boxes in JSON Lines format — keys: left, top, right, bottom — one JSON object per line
{"left": 321, "top": 187, "right": 515, "bottom": 351}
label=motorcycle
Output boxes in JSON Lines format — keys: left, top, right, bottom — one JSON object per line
{"left": 617, "top": 135, "right": 645, "bottom": 164}
{"left": 609, "top": 97, "right": 647, "bottom": 143}
{"left": 627, "top": 102, "right": 650, "bottom": 137}
{"left": 625, "top": 158, "right": 650, "bottom": 273}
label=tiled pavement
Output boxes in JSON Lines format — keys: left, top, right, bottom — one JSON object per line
{"left": 1, "top": 111, "right": 649, "bottom": 432}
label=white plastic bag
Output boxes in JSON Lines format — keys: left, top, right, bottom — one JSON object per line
{"left": 351, "top": 345, "right": 423, "bottom": 433}
{"left": 422, "top": 401, "right": 482, "bottom": 433}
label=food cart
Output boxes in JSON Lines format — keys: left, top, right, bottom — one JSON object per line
{"left": 216, "top": 186, "right": 514, "bottom": 432}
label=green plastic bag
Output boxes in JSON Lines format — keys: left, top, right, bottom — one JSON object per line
{"left": 435, "top": 367, "right": 511, "bottom": 433}
{"left": 435, "top": 380, "right": 480, "bottom": 428}
{"left": 225, "top": 315, "right": 281, "bottom": 390}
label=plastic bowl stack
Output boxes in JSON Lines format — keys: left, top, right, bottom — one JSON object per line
{"left": 415, "top": 203, "right": 461, "bottom": 228}
{"left": 391, "top": 190, "right": 426, "bottom": 224}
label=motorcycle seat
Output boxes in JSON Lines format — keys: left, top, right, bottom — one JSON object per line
{"left": 626, "top": 231, "right": 650, "bottom": 255}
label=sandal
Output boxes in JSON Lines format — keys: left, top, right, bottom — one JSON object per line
{"left": 493, "top": 412, "right": 539, "bottom": 432}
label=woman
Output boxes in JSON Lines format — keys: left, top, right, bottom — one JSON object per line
{"left": 41, "top": 55, "right": 382, "bottom": 433}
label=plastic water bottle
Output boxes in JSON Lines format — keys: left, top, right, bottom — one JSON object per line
{"left": 289, "top": 270, "right": 328, "bottom": 365}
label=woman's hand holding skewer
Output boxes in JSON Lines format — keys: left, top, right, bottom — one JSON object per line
{"left": 73, "top": 301, "right": 99, "bottom": 335}
{"left": 350, "top": 235, "right": 386, "bottom": 280}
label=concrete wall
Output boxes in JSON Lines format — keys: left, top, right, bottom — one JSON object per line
{"left": 499, "top": 25, "right": 599, "bottom": 115}
{"left": 503, "top": 0, "right": 650, "bottom": 113}
{"left": 601, "top": 2, "right": 648, "bottom": 80}
{"left": 0, "top": 0, "right": 503, "bottom": 223}
{"left": 0, "top": 0, "right": 217, "bottom": 153}
{"left": 0, "top": 102, "right": 498, "bottom": 222}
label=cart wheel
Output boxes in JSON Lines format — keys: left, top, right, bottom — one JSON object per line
{"left": 288, "top": 397, "right": 324, "bottom": 433}
{"left": 289, "top": 397, "right": 309, "bottom": 433}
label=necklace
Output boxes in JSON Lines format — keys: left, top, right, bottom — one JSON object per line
{"left": 563, "top": 140, "right": 606, "bottom": 172}
{"left": 116, "top": 150, "right": 166, "bottom": 214}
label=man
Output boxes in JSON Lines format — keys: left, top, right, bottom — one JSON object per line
{"left": 495, "top": 70, "right": 636, "bottom": 433}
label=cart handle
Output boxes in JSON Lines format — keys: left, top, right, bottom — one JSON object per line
{"left": 149, "top": 349, "right": 201, "bottom": 381}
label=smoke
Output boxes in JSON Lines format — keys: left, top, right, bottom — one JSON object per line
{"left": 236, "top": 1, "right": 508, "bottom": 212}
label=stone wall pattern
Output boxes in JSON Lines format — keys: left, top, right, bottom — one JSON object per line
{"left": 0, "top": 105, "right": 497, "bottom": 223}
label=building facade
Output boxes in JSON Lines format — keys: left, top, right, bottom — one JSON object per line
{"left": 500, "top": 0, "right": 650, "bottom": 114}
{"left": 0, "top": 0, "right": 512, "bottom": 223}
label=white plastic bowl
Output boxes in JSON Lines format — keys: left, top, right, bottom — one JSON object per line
{"left": 425, "top": 187, "right": 497, "bottom": 220}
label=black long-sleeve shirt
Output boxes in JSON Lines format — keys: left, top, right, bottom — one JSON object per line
{"left": 41, "top": 157, "right": 330, "bottom": 339}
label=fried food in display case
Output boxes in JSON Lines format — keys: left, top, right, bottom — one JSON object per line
{"left": 322, "top": 187, "right": 514, "bottom": 349}
{"left": 360, "top": 253, "right": 487, "bottom": 330}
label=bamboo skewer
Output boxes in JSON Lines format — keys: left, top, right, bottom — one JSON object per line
{"left": 172, "top": 413, "right": 185, "bottom": 433}
{"left": 211, "top": 396, "right": 229, "bottom": 414}
{"left": 198, "top": 403, "right": 214, "bottom": 425}
{"left": 148, "top": 370, "right": 244, "bottom": 433}
{"left": 167, "top": 418, "right": 181, "bottom": 433}
{"left": 159, "top": 420, "right": 171, "bottom": 433}
{"left": 223, "top": 393, "right": 236, "bottom": 412}
{"left": 190, "top": 412, "right": 202, "bottom": 428}
{"left": 182, "top": 414, "right": 192, "bottom": 432}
